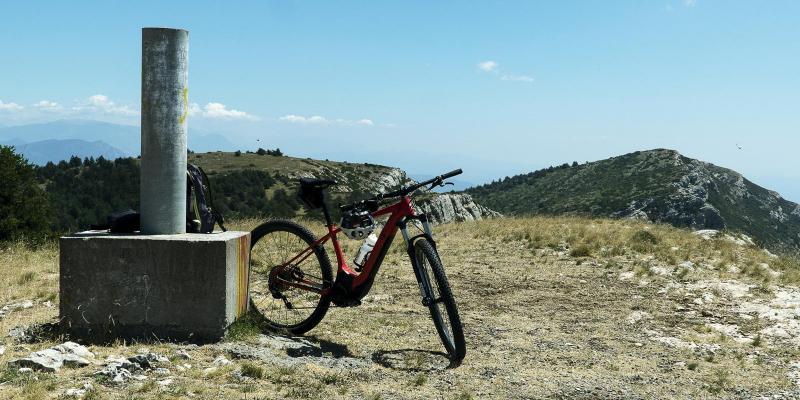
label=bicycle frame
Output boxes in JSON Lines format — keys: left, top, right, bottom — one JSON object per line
{"left": 271, "top": 195, "right": 433, "bottom": 302}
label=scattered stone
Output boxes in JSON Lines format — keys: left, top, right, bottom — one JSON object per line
{"left": 626, "top": 311, "right": 652, "bottom": 325}
{"left": 678, "top": 261, "right": 695, "bottom": 271}
{"left": 7, "top": 326, "right": 28, "bottom": 341}
{"left": 95, "top": 353, "right": 165, "bottom": 383}
{"left": 0, "top": 345, "right": 5, "bottom": 355}
{"left": 110, "top": 369, "right": 132, "bottom": 384}
{"left": 157, "top": 378, "right": 173, "bottom": 386}
{"left": 619, "top": 271, "right": 635, "bottom": 281}
{"left": 154, "top": 368, "right": 170, "bottom": 375}
{"left": 128, "top": 352, "right": 169, "bottom": 370}
{"left": 1, "top": 300, "right": 35, "bottom": 318}
{"left": 54, "top": 342, "right": 95, "bottom": 360}
{"left": 202, "top": 366, "right": 218, "bottom": 376}
{"left": 9, "top": 348, "right": 65, "bottom": 372}
{"left": 18, "top": 367, "right": 34, "bottom": 374}
{"left": 8, "top": 341, "right": 95, "bottom": 372}
{"left": 212, "top": 355, "right": 233, "bottom": 366}
{"left": 174, "top": 349, "right": 192, "bottom": 360}
{"left": 64, "top": 383, "right": 93, "bottom": 398}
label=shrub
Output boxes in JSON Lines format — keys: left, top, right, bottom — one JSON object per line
{"left": 569, "top": 245, "right": 592, "bottom": 257}
{"left": 240, "top": 362, "right": 264, "bottom": 379}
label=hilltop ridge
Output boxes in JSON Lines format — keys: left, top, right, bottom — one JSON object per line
{"left": 467, "top": 149, "right": 800, "bottom": 254}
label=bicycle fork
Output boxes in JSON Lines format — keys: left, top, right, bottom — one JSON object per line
{"left": 399, "top": 215, "right": 436, "bottom": 307}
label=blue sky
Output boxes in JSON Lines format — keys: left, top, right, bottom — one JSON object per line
{"left": 1, "top": 1, "right": 799, "bottom": 200}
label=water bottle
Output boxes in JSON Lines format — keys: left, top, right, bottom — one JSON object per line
{"left": 353, "top": 233, "right": 378, "bottom": 271}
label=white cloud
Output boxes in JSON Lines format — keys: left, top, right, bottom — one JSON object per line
{"left": 188, "top": 102, "right": 258, "bottom": 120}
{"left": 74, "top": 94, "right": 138, "bottom": 116}
{"left": 279, "top": 114, "right": 378, "bottom": 127}
{"left": 684, "top": 0, "right": 696, "bottom": 7}
{"left": 355, "top": 119, "right": 374, "bottom": 126}
{"left": 0, "top": 100, "right": 24, "bottom": 112}
{"left": 279, "top": 114, "right": 311, "bottom": 123}
{"left": 477, "top": 60, "right": 498, "bottom": 72}
{"left": 478, "top": 60, "right": 534, "bottom": 84}
{"left": 501, "top": 74, "right": 535, "bottom": 83}
{"left": 33, "top": 100, "right": 62, "bottom": 110}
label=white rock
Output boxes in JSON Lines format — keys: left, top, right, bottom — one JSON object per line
{"left": 54, "top": 342, "right": 95, "bottom": 359}
{"left": 619, "top": 271, "right": 635, "bottom": 281}
{"left": 154, "top": 368, "right": 170, "bottom": 375}
{"left": 64, "top": 388, "right": 86, "bottom": 397}
{"left": 9, "top": 348, "right": 64, "bottom": 372}
{"left": 157, "top": 378, "right": 173, "bottom": 386}
{"left": 202, "top": 366, "right": 219, "bottom": 375}
{"left": 0, "top": 345, "right": 5, "bottom": 355}
{"left": 18, "top": 367, "right": 34, "bottom": 373}
{"left": 212, "top": 355, "right": 233, "bottom": 366}
{"left": 174, "top": 349, "right": 191, "bottom": 360}
{"left": 626, "top": 310, "right": 652, "bottom": 324}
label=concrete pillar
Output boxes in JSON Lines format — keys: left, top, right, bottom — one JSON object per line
{"left": 140, "top": 27, "right": 189, "bottom": 234}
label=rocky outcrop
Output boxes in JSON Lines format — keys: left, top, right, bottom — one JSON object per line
{"left": 283, "top": 160, "right": 498, "bottom": 225}
{"left": 415, "top": 193, "right": 501, "bottom": 224}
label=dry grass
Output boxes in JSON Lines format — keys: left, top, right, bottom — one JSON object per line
{"left": 1, "top": 216, "right": 800, "bottom": 398}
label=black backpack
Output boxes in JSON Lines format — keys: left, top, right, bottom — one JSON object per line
{"left": 91, "top": 164, "right": 226, "bottom": 233}
{"left": 186, "top": 163, "right": 227, "bottom": 233}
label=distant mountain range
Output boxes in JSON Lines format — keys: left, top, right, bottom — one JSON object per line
{"left": 0, "top": 119, "right": 236, "bottom": 164}
{"left": 5, "top": 139, "right": 128, "bottom": 165}
{"left": 466, "top": 149, "right": 800, "bottom": 254}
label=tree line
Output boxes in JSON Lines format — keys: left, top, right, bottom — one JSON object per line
{"left": 0, "top": 145, "right": 368, "bottom": 242}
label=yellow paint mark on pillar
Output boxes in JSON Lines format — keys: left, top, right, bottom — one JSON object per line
{"left": 179, "top": 87, "right": 189, "bottom": 124}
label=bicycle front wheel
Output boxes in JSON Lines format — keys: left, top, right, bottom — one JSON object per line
{"left": 249, "top": 219, "right": 333, "bottom": 335}
{"left": 413, "top": 238, "right": 466, "bottom": 365}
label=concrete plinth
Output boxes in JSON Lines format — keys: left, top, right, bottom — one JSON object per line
{"left": 59, "top": 231, "right": 250, "bottom": 342}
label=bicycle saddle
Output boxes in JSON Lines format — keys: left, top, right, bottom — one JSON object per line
{"left": 299, "top": 178, "right": 337, "bottom": 189}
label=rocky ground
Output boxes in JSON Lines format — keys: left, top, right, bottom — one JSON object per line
{"left": 2, "top": 216, "right": 800, "bottom": 399}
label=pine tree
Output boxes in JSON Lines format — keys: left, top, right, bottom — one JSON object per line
{"left": 0, "top": 146, "right": 51, "bottom": 242}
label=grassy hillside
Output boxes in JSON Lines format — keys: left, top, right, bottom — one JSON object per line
{"left": 3, "top": 216, "right": 800, "bottom": 398}
{"left": 467, "top": 149, "right": 800, "bottom": 254}
{"left": 35, "top": 152, "right": 415, "bottom": 233}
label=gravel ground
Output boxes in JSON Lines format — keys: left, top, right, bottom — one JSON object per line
{"left": 1, "top": 217, "right": 800, "bottom": 399}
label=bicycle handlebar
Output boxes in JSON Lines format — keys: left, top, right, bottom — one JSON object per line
{"left": 341, "top": 168, "right": 463, "bottom": 212}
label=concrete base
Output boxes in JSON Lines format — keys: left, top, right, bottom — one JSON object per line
{"left": 59, "top": 231, "right": 250, "bottom": 342}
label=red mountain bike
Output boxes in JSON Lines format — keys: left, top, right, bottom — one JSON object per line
{"left": 249, "top": 169, "right": 466, "bottom": 364}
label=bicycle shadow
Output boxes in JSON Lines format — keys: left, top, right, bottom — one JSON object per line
{"left": 371, "top": 348, "right": 454, "bottom": 371}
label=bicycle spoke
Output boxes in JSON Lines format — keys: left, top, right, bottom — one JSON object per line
{"left": 250, "top": 222, "right": 331, "bottom": 330}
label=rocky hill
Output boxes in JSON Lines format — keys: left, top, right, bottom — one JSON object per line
{"left": 467, "top": 149, "right": 800, "bottom": 254}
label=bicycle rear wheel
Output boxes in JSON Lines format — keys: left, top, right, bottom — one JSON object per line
{"left": 249, "top": 219, "right": 333, "bottom": 335}
{"left": 413, "top": 238, "right": 466, "bottom": 365}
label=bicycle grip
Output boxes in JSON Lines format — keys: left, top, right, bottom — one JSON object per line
{"left": 440, "top": 169, "right": 463, "bottom": 180}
